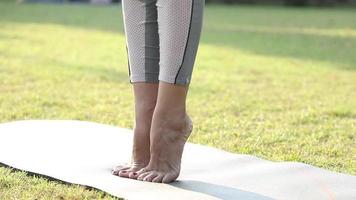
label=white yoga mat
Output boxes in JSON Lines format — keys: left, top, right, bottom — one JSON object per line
{"left": 0, "top": 120, "right": 355, "bottom": 200}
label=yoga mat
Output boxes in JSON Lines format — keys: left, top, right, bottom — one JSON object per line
{"left": 0, "top": 120, "right": 355, "bottom": 200}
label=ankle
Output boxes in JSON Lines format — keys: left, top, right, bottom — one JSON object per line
{"left": 134, "top": 101, "right": 156, "bottom": 126}
{"left": 153, "top": 112, "right": 190, "bottom": 133}
{"left": 135, "top": 100, "right": 156, "bottom": 114}
{"left": 134, "top": 124, "right": 151, "bottom": 134}
{"left": 154, "top": 106, "right": 186, "bottom": 119}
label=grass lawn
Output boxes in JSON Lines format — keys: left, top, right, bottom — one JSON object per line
{"left": 0, "top": 1, "right": 355, "bottom": 199}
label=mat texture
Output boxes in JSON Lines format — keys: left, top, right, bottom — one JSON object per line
{"left": 0, "top": 120, "right": 355, "bottom": 200}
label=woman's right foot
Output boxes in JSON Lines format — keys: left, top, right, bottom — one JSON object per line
{"left": 112, "top": 83, "right": 158, "bottom": 179}
{"left": 112, "top": 127, "right": 151, "bottom": 178}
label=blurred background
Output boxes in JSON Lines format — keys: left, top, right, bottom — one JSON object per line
{"left": 18, "top": 0, "right": 356, "bottom": 6}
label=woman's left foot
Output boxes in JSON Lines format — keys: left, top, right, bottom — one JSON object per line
{"left": 135, "top": 112, "right": 193, "bottom": 183}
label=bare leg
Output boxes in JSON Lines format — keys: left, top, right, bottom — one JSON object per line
{"left": 134, "top": 81, "right": 193, "bottom": 183}
{"left": 112, "top": 83, "right": 158, "bottom": 178}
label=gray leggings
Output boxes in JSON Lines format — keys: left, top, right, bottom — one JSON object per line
{"left": 121, "top": 0, "right": 205, "bottom": 85}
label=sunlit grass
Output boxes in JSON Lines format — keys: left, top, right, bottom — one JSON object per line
{"left": 209, "top": 25, "right": 356, "bottom": 38}
{"left": 0, "top": 2, "right": 355, "bottom": 199}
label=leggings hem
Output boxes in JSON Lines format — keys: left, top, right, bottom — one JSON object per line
{"left": 130, "top": 73, "right": 159, "bottom": 83}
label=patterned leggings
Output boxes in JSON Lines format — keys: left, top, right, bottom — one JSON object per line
{"left": 121, "top": 0, "right": 205, "bottom": 85}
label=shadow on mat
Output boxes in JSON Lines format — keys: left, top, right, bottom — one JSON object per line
{"left": 171, "top": 180, "right": 274, "bottom": 200}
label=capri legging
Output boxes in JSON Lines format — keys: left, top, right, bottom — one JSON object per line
{"left": 121, "top": 0, "right": 205, "bottom": 85}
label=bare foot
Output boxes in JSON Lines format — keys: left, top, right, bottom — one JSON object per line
{"left": 135, "top": 112, "right": 193, "bottom": 183}
{"left": 111, "top": 127, "right": 151, "bottom": 178}
{"left": 112, "top": 83, "right": 158, "bottom": 179}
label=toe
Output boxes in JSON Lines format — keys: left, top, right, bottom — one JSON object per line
{"left": 128, "top": 171, "right": 140, "bottom": 179}
{"left": 137, "top": 172, "right": 151, "bottom": 181}
{"left": 162, "top": 173, "right": 178, "bottom": 183}
{"left": 143, "top": 171, "right": 158, "bottom": 182}
{"left": 118, "top": 170, "right": 131, "bottom": 178}
{"left": 112, "top": 166, "right": 130, "bottom": 175}
{"left": 152, "top": 173, "right": 164, "bottom": 183}
{"left": 111, "top": 165, "right": 130, "bottom": 175}
{"left": 136, "top": 167, "right": 147, "bottom": 174}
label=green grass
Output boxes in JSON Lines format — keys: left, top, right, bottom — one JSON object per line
{"left": 0, "top": 1, "right": 355, "bottom": 199}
